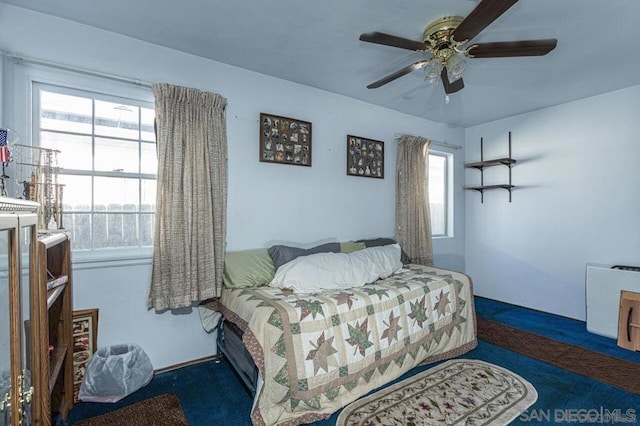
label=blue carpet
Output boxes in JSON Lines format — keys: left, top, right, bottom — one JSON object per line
{"left": 67, "top": 297, "right": 640, "bottom": 425}
{"left": 474, "top": 297, "right": 639, "bottom": 363}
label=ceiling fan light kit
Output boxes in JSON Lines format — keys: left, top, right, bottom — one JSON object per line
{"left": 421, "top": 16, "right": 468, "bottom": 86}
{"left": 359, "top": 0, "right": 557, "bottom": 95}
{"left": 424, "top": 57, "right": 443, "bottom": 84}
{"left": 446, "top": 52, "right": 466, "bottom": 83}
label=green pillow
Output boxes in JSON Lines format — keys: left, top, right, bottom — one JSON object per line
{"left": 223, "top": 248, "right": 275, "bottom": 288}
{"left": 340, "top": 241, "right": 366, "bottom": 253}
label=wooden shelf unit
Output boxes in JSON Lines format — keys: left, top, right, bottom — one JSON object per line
{"left": 0, "top": 197, "right": 39, "bottom": 426}
{"left": 464, "top": 132, "right": 516, "bottom": 202}
{"left": 35, "top": 232, "right": 74, "bottom": 424}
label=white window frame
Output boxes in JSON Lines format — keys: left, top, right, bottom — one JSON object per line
{"left": 428, "top": 150, "right": 454, "bottom": 238}
{"left": 4, "top": 60, "right": 155, "bottom": 264}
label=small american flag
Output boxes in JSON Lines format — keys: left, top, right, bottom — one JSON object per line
{"left": 0, "top": 128, "right": 9, "bottom": 164}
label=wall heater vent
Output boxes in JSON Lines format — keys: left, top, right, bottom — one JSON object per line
{"left": 586, "top": 264, "right": 640, "bottom": 338}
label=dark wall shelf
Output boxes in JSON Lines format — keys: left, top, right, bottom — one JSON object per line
{"left": 464, "top": 132, "right": 516, "bottom": 202}
{"left": 465, "top": 158, "right": 516, "bottom": 169}
{"left": 466, "top": 184, "right": 515, "bottom": 191}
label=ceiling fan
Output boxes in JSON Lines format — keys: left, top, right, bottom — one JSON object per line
{"left": 359, "top": 0, "right": 557, "bottom": 94}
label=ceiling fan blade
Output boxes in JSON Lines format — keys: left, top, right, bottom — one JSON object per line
{"left": 367, "top": 61, "right": 428, "bottom": 89}
{"left": 452, "top": 0, "right": 519, "bottom": 43}
{"left": 367, "top": 60, "right": 428, "bottom": 89}
{"left": 441, "top": 67, "right": 464, "bottom": 94}
{"left": 359, "top": 32, "right": 431, "bottom": 51}
{"left": 468, "top": 39, "right": 557, "bottom": 58}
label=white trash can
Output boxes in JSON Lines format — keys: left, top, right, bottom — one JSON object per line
{"left": 78, "top": 344, "right": 153, "bottom": 403}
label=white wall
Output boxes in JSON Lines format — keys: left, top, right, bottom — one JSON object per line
{"left": 0, "top": 4, "right": 465, "bottom": 368}
{"left": 465, "top": 85, "right": 640, "bottom": 320}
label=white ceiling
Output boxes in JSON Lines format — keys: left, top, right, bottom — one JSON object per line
{"left": 4, "top": 0, "right": 640, "bottom": 127}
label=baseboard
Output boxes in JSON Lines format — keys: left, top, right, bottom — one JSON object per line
{"left": 154, "top": 355, "right": 216, "bottom": 375}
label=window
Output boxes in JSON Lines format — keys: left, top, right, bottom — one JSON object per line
{"left": 428, "top": 151, "right": 452, "bottom": 237}
{"left": 31, "top": 82, "right": 156, "bottom": 258}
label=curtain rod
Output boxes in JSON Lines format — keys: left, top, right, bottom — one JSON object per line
{"left": 1, "top": 50, "right": 153, "bottom": 89}
{"left": 394, "top": 134, "right": 462, "bottom": 150}
{"left": 430, "top": 140, "right": 462, "bottom": 150}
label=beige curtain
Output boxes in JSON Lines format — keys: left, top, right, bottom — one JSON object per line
{"left": 148, "top": 83, "right": 228, "bottom": 311}
{"left": 395, "top": 134, "right": 433, "bottom": 266}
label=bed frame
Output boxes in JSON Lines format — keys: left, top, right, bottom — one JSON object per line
{"left": 215, "top": 317, "right": 259, "bottom": 396}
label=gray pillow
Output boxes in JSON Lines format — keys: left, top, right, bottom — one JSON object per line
{"left": 356, "top": 237, "right": 411, "bottom": 264}
{"left": 268, "top": 242, "right": 341, "bottom": 271}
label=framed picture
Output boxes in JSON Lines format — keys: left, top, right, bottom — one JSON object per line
{"left": 260, "top": 112, "right": 312, "bottom": 167}
{"left": 347, "top": 135, "right": 384, "bottom": 178}
{"left": 72, "top": 308, "right": 99, "bottom": 403}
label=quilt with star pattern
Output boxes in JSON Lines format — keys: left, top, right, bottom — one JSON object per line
{"left": 214, "top": 264, "right": 477, "bottom": 426}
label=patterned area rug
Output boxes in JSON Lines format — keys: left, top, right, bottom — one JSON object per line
{"left": 337, "top": 359, "right": 537, "bottom": 426}
{"left": 74, "top": 393, "right": 188, "bottom": 426}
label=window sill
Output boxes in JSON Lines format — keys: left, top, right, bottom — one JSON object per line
{"left": 72, "top": 251, "right": 153, "bottom": 270}
{"left": 0, "top": 252, "right": 153, "bottom": 278}
{"left": 432, "top": 235, "right": 454, "bottom": 240}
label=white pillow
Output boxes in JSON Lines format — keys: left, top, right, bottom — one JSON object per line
{"left": 269, "top": 244, "right": 402, "bottom": 293}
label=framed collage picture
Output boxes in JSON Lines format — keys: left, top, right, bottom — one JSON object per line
{"left": 72, "top": 308, "right": 99, "bottom": 402}
{"left": 347, "top": 135, "right": 384, "bottom": 178}
{"left": 260, "top": 112, "right": 312, "bottom": 167}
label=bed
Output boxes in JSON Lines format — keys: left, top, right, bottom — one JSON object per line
{"left": 202, "top": 240, "right": 477, "bottom": 426}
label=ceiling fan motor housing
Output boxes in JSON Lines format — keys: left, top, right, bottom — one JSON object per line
{"left": 422, "top": 16, "right": 465, "bottom": 59}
